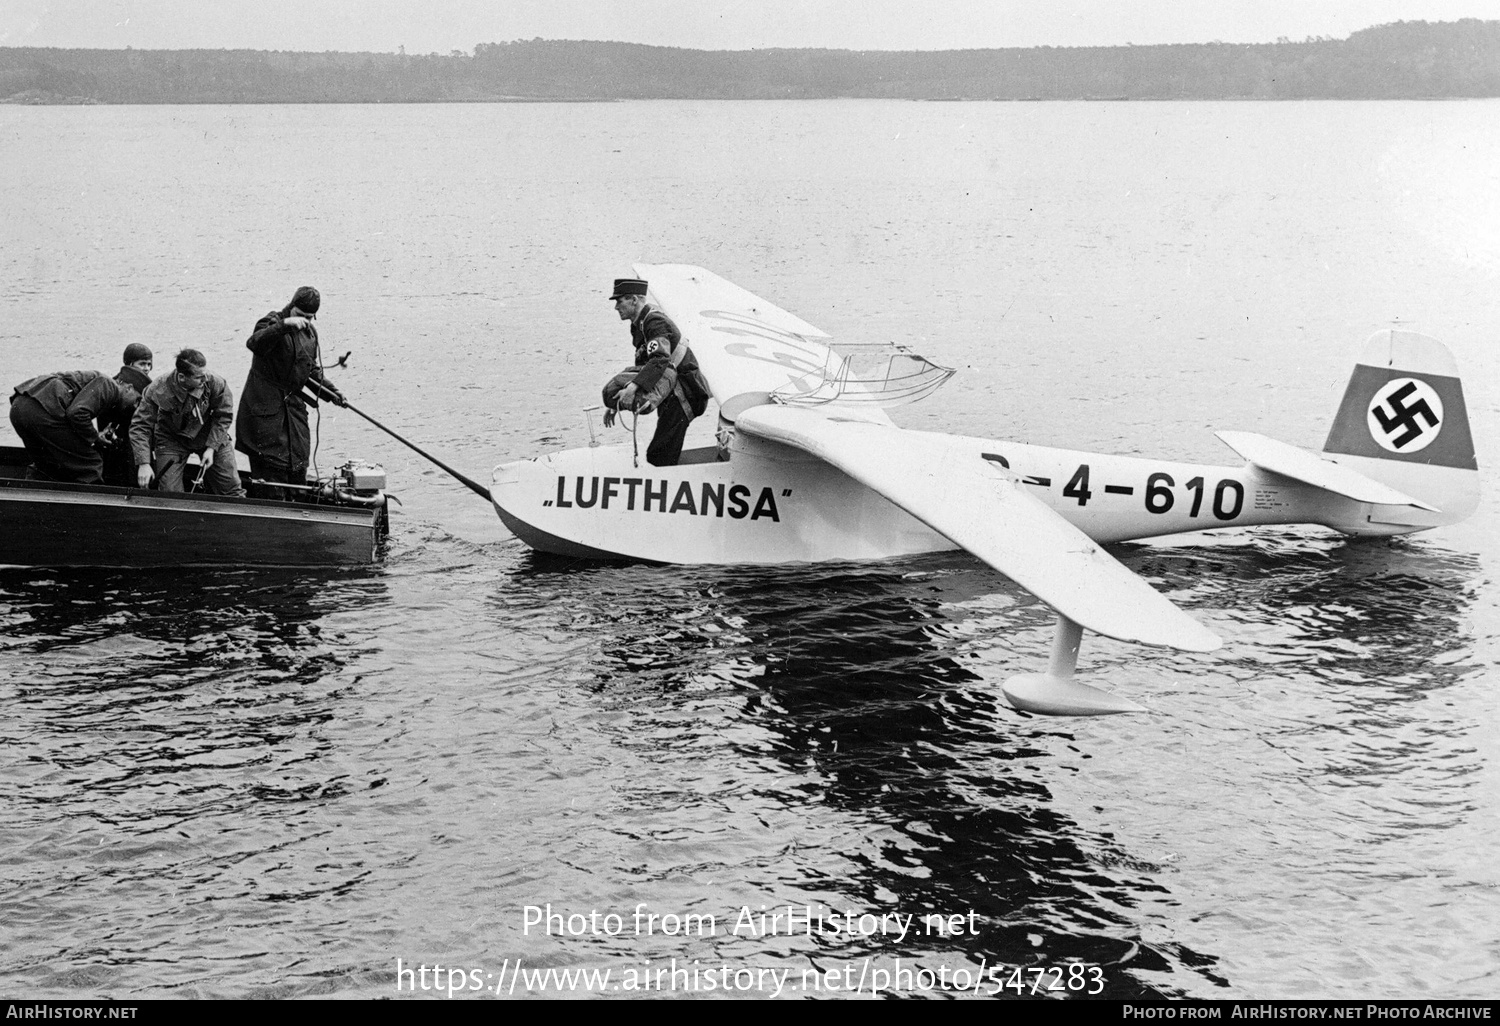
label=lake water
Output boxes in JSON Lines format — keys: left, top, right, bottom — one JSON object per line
{"left": 1, "top": 100, "right": 1498, "bottom": 1000}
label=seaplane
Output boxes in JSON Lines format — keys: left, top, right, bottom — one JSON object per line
{"left": 482, "top": 265, "right": 1480, "bottom": 717}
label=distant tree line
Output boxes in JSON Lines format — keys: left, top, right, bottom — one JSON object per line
{"left": 4, "top": 20, "right": 1500, "bottom": 104}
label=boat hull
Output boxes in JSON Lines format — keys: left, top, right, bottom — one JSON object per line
{"left": 0, "top": 453, "right": 386, "bottom": 569}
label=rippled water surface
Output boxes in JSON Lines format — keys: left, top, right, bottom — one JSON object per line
{"left": 2, "top": 100, "right": 1498, "bottom": 999}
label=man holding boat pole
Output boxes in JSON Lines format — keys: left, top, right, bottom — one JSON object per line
{"left": 236, "top": 285, "right": 347, "bottom": 500}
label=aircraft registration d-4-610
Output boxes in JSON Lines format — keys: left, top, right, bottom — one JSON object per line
{"left": 488, "top": 265, "right": 1480, "bottom": 717}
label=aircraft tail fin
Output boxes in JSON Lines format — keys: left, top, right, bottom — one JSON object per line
{"left": 1320, "top": 330, "right": 1480, "bottom": 529}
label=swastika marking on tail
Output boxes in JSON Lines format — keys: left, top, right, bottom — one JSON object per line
{"left": 1367, "top": 377, "right": 1443, "bottom": 454}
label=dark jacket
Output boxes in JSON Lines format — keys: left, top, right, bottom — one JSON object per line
{"left": 235, "top": 311, "right": 339, "bottom": 469}
{"left": 99, "top": 365, "right": 151, "bottom": 439}
{"left": 627, "top": 304, "right": 706, "bottom": 415}
{"left": 99, "top": 366, "right": 152, "bottom": 486}
{"left": 11, "top": 370, "right": 124, "bottom": 446}
{"left": 130, "top": 371, "right": 235, "bottom": 466}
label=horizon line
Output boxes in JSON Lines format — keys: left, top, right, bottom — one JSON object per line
{"left": 4, "top": 19, "right": 1492, "bottom": 59}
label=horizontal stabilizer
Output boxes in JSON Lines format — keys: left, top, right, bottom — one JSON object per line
{"left": 738, "top": 405, "right": 1221, "bottom": 653}
{"left": 1216, "top": 430, "right": 1439, "bottom": 511}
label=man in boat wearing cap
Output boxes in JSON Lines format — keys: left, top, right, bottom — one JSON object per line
{"left": 8, "top": 369, "right": 141, "bottom": 485}
{"left": 236, "top": 285, "right": 347, "bottom": 500}
{"left": 602, "top": 277, "right": 708, "bottom": 467}
{"left": 130, "top": 348, "right": 245, "bottom": 496}
{"left": 101, "top": 343, "right": 153, "bottom": 487}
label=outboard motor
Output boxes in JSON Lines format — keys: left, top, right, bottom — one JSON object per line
{"left": 323, "top": 460, "right": 390, "bottom": 542}
{"left": 335, "top": 461, "right": 387, "bottom": 498}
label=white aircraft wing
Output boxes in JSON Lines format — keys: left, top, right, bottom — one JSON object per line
{"left": 738, "top": 404, "right": 1223, "bottom": 653}
{"left": 636, "top": 263, "right": 840, "bottom": 398}
{"left": 1216, "top": 430, "right": 1439, "bottom": 511}
{"left": 636, "top": 263, "right": 953, "bottom": 411}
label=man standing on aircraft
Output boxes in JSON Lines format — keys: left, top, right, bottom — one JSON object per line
{"left": 602, "top": 277, "right": 707, "bottom": 467}
{"left": 236, "top": 285, "right": 346, "bottom": 500}
{"left": 130, "top": 348, "right": 244, "bottom": 496}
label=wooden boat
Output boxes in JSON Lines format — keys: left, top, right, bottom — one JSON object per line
{"left": 0, "top": 445, "right": 389, "bottom": 568}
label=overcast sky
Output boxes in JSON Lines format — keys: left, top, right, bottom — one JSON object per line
{"left": 2, "top": 0, "right": 1496, "bottom": 52}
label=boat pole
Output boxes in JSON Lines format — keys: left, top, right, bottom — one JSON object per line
{"left": 316, "top": 393, "right": 492, "bottom": 501}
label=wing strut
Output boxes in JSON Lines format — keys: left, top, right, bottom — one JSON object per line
{"left": 1000, "top": 615, "right": 1148, "bottom": 717}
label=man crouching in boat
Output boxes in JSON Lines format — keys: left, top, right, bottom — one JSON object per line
{"left": 8, "top": 370, "right": 141, "bottom": 485}
{"left": 130, "top": 348, "right": 246, "bottom": 496}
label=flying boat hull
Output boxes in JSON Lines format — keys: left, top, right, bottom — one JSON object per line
{"left": 492, "top": 433, "right": 954, "bottom": 564}
{"left": 491, "top": 425, "right": 1464, "bottom": 566}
